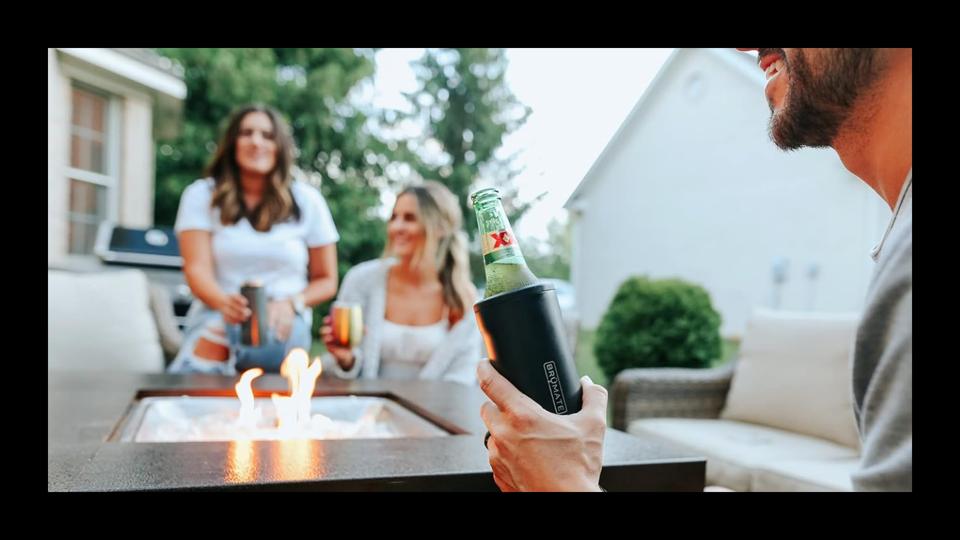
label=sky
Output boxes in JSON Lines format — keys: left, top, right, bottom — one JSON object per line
{"left": 367, "top": 48, "right": 676, "bottom": 240}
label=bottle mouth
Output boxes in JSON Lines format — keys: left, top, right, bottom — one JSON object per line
{"left": 470, "top": 187, "right": 501, "bottom": 205}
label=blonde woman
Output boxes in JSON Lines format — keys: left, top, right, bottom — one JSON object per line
{"left": 321, "top": 181, "right": 482, "bottom": 384}
{"left": 170, "top": 104, "right": 339, "bottom": 375}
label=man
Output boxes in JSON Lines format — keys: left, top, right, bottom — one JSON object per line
{"left": 478, "top": 48, "right": 912, "bottom": 492}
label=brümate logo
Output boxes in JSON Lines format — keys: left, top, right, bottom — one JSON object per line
{"left": 543, "top": 361, "right": 567, "bottom": 414}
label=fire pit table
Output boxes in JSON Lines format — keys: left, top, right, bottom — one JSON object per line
{"left": 49, "top": 370, "right": 705, "bottom": 491}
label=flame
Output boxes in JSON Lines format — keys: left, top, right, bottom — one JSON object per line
{"left": 235, "top": 348, "right": 324, "bottom": 436}
{"left": 271, "top": 348, "right": 323, "bottom": 432}
{"left": 226, "top": 352, "right": 328, "bottom": 480}
{"left": 235, "top": 367, "right": 264, "bottom": 429}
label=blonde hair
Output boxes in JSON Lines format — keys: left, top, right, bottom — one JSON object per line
{"left": 385, "top": 181, "right": 475, "bottom": 325}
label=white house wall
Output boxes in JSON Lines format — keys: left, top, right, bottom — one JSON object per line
{"left": 48, "top": 48, "right": 182, "bottom": 266}
{"left": 571, "top": 49, "right": 890, "bottom": 336}
{"left": 48, "top": 48, "right": 71, "bottom": 266}
{"left": 120, "top": 97, "right": 155, "bottom": 228}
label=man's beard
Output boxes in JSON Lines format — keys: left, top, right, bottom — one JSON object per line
{"left": 769, "top": 48, "right": 882, "bottom": 150}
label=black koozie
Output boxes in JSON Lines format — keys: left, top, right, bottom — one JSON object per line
{"left": 474, "top": 283, "right": 582, "bottom": 415}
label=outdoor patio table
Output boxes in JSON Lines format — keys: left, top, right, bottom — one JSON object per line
{"left": 49, "top": 371, "right": 705, "bottom": 491}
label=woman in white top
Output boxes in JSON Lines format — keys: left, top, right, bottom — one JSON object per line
{"left": 169, "top": 104, "right": 340, "bottom": 375}
{"left": 320, "top": 181, "right": 482, "bottom": 385}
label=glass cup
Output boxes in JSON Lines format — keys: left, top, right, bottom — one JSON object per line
{"left": 331, "top": 301, "right": 363, "bottom": 349}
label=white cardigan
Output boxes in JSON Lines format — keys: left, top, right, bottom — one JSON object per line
{"left": 323, "top": 258, "right": 482, "bottom": 385}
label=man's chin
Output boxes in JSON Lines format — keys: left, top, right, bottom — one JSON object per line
{"left": 769, "top": 109, "right": 814, "bottom": 151}
{"left": 769, "top": 118, "right": 795, "bottom": 151}
{"left": 771, "top": 132, "right": 796, "bottom": 151}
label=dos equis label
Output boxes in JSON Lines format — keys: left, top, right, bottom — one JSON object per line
{"left": 480, "top": 208, "right": 520, "bottom": 264}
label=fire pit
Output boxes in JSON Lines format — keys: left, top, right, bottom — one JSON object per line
{"left": 49, "top": 351, "right": 706, "bottom": 491}
{"left": 116, "top": 395, "right": 449, "bottom": 442}
{"left": 112, "top": 351, "right": 450, "bottom": 444}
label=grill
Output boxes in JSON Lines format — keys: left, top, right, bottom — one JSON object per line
{"left": 95, "top": 222, "right": 194, "bottom": 328}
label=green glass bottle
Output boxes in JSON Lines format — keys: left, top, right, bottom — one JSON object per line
{"left": 470, "top": 188, "right": 539, "bottom": 298}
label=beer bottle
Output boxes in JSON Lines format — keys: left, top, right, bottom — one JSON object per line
{"left": 470, "top": 187, "right": 539, "bottom": 298}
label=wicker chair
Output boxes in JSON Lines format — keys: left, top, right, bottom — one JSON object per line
{"left": 611, "top": 362, "right": 736, "bottom": 431}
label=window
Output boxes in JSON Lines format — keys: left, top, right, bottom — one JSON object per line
{"left": 67, "top": 85, "right": 118, "bottom": 255}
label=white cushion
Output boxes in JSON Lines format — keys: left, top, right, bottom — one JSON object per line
{"left": 48, "top": 269, "right": 164, "bottom": 372}
{"left": 752, "top": 458, "right": 858, "bottom": 492}
{"left": 628, "top": 418, "right": 859, "bottom": 492}
{"left": 720, "top": 309, "right": 861, "bottom": 449}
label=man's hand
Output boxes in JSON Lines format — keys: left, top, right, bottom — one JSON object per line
{"left": 477, "top": 359, "right": 608, "bottom": 492}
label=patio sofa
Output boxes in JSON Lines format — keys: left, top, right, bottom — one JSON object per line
{"left": 48, "top": 267, "right": 182, "bottom": 372}
{"left": 611, "top": 309, "right": 862, "bottom": 491}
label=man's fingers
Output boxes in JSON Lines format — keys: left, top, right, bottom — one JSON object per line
{"left": 486, "top": 437, "right": 512, "bottom": 492}
{"left": 579, "top": 375, "right": 609, "bottom": 418}
{"left": 492, "top": 473, "right": 512, "bottom": 492}
{"left": 480, "top": 400, "right": 504, "bottom": 433}
{"left": 477, "top": 360, "right": 536, "bottom": 415}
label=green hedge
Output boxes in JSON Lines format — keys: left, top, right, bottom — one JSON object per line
{"left": 595, "top": 276, "right": 722, "bottom": 380}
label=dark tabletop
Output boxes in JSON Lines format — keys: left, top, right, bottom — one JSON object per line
{"left": 48, "top": 371, "right": 705, "bottom": 491}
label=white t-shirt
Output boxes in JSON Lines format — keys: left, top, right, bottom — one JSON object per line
{"left": 174, "top": 177, "right": 339, "bottom": 302}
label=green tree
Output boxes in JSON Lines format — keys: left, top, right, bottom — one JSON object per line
{"left": 392, "top": 48, "right": 531, "bottom": 284}
{"left": 522, "top": 217, "right": 572, "bottom": 280}
{"left": 398, "top": 48, "right": 531, "bottom": 232}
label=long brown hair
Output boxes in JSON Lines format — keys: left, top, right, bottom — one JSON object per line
{"left": 385, "top": 181, "right": 475, "bottom": 325}
{"left": 206, "top": 104, "right": 300, "bottom": 231}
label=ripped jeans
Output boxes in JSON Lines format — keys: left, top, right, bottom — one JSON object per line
{"left": 168, "top": 303, "right": 312, "bottom": 375}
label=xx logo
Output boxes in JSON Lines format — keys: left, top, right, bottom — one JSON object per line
{"left": 491, "top": 231, "right": 512, "bottom": 248}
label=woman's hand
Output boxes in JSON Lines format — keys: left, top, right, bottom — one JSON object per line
{"left": 320, "top": 315, "right": 355, "bottom": 370}
{"left": 267, "top": 299, "right": 296, "bottom": 342}
{"left": 217, "top": 293, "right": 251, "bottom": 325}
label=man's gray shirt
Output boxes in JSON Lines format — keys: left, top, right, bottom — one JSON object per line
{"left": 851, "top": 170, "right": 912, "bottom": 491}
